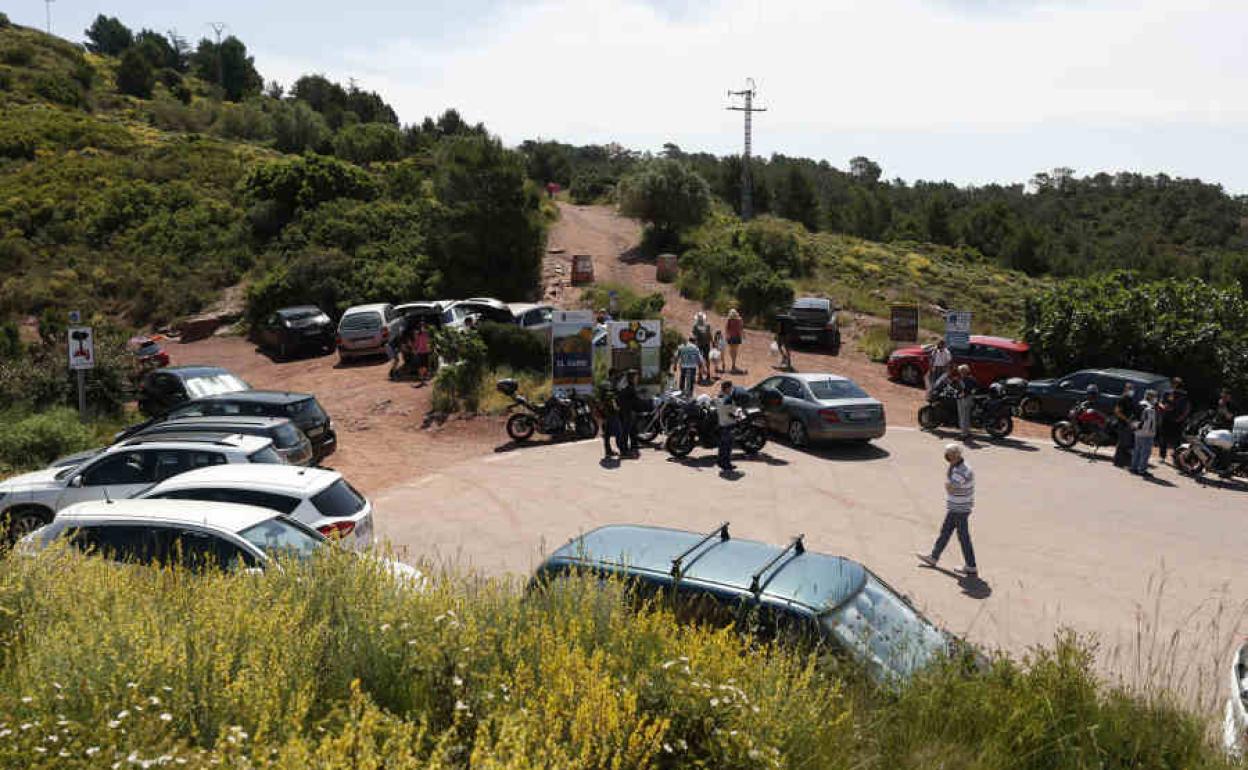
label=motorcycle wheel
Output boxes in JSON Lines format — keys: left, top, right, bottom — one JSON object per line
{"left": 636, "top": 415, "right": 660, "bottom": 443}
{"left": 917, "top": 405, "right": 940, "bottom": 431}
{"left": 986, "top": 415, "right": 1013, "bottom": 439}
{"left": 666, "top": 429, "right": 696, "bottom": 458}
{"left": 1051, "top": 422, "right": 1077, "bottom": 449}
{"left": 1174, "top": 446, "right": 1206, "bottom": 477}
{"left": 506, "top": 413, "right": 536, "bottom": 442}
{"left": 575, "top": 415, "right": 599, "bottom": 440}
{"left": 739, "top": 425, "right": 767, "bottom": 455}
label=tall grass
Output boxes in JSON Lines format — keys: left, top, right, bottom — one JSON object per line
{"left": 0, "top": 550, "right": 1236, "bottom": 768}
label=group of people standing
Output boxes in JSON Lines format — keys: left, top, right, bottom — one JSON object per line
{"left": 597, "top": 368, "right": 643, "bottom": 460}
{"left": 387, "top": 319, "right": 432, "bottom": 385}
{"left": 1108, "top": 379, "right": 1237, "bottom": 477}
{"left": 673, "top": 310, "right": 746, "bottom": 398}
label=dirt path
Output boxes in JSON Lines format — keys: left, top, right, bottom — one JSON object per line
{"left": 546, "top": 203, "right": 1046, "bottom": 438}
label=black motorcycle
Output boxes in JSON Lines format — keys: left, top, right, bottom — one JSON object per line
{"left": 665, "top": 399, "right": 767, "bottom": 458}
{"left": 918, "top": 384, "right": 1014, "bottom": 439}
{"left": 1175, "top": 424, "right": 1248, "bottom": 480}
{"left": 634, "top": 389, "right": 687, "bottom": 444}
{"left": 497, "top": 379, "right": 598, "bottom": 442}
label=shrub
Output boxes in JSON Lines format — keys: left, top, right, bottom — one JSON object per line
{"left": 333, "top": 122, "right": 403, "bottom": 164}
{"left": 742, "top": 216, "right": 810, "bottom": 277}
{"left": 618, "top": 158, "right": 712, "bottom": 238}
{"left": 0, "top": 408, "right": 95, "bottom": 471}
{"left": 476, "top": 321, "right": 548, "bottom": 373}
{"left": 580, "top": 283, "right": 665, "bottom": 320}
{"left": 735, "top": 269, "right": 794, "bottom": 320}
{"left": 0, "top": 127, "right": 36, "bottom": 160}
{"left": 856, "top": 324, "right": 897, "bottom": 363}
{"left": 0, "top": 43, "right": 33, "bottom": 67}
{"left": 33, "top": 73, "right": 83, "bottom": 106}
{"left": 214, "top": 100, "right": 273, "bottom": 141}
{"left": 115, "top": 48, "right": 156, "bottom": 98}
{"left": 430, "top": 327, "right": 488, "bottom": 412}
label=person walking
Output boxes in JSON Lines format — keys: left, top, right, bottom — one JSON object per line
{"left": 1157, "top": 377, "right": 1190, "bottom": 463}
{"left": 1131, "top": 389, "right": 1159, "bottom": 477}
{"left": 947, "top": 364, "right": 978, "bottom": 439}
{"left": 1112, "top": 382, "right": 1137, "bottom": 468}
{"left": 692, "top": 312, "right": 712, "bottom": 383}
{"left": 928, "top": 339, "right": 952, "bottom": 389}
{"left": 617, "top": 369, "right": 642, "bottom": 459}
{"left": 411, "top": 322, "right": 431, "bottom": 385}
{"left": 774, "top": 314, "right": 794, "bottom": 371}
{"left": 725, "top": 309, "right": 745, "bottom": 374}
{"left": 917, "top": 443, "right": 977, "bottom": 577}
{"left": 715, "top": 380, "right": 740, "bottom": 474}
{"left": 674, "top": 337, "right": 705, "bottom": 398}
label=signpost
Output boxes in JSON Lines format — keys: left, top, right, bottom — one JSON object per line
{"left": 945, "top": 310, "right": 972, "bottom": 351}
{"left": 607, "top": 320, "right": 663, "bottom": 395}
{"left": 67, "top": 320, "right": 94, "bottom": 418}
{"left": 571, "top": 254, "right": 594, "bottom": 285}
{"left": 550, "top": 310, "right": 594, "bottom": 395}
{"left": 889, "top": 305, "right": 919, "bottom": 342}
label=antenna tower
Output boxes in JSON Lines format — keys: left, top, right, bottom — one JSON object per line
{"left": 726, "top": 78, "right": 767, "bottom": 220}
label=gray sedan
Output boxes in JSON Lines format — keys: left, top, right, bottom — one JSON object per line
{"left": 751, "top": 373, "right": 886, "bottom": 447}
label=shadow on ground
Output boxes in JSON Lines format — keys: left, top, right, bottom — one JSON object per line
{"left": 795, "top": 441, "right": 891, "bottom": 462}
{"left": 920, "top": 563, "right": 994, "bottom": 600}
{"left": 926, "top": 428, "right": 1040, "bottom": 453}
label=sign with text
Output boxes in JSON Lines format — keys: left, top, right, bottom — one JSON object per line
{"left": 551, "top": 310, "right": 595, "bottom": 395}
{"left": 68, "top": 326, "right": 95, "bottom": 370}
{"left": 889, "top": 305, "right": 919, "bottom": 342}
{"left": 945, "top": 310, "right": 972, "bottom": 350}
{"left": 607, "top": 320, "right": 663, "bottom": 395}
{"left": 571, "top": 254, "right": 594, "bottom": 285}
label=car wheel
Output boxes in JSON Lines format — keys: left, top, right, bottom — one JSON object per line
{"left": 4, "top": 506, "right": 49, "bottom": 542}
{"left": 900, "top": 363, "right": 924, "bottom": 387}
{"left": 787, "top": 420, "right": 809, "bottom": 448}
{"left": 1020, "top": 397, "right": 1042, "bottom": 419}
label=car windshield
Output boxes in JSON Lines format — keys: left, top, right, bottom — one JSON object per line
{"left": 808, "top": 379, "right": 868, "bottom": 400}
{"left": 820, "top": 574, "right": 948, "bottom": 681}
{"left": 248, "top": 446, "right": 284, "bottom": 464}
{"left": 283, "top": 309, "right": 321, "bottom": 322}
{"left": 238, "top": 517, "right": 324, "bottom": 561}
{"left": 341, "top": 313, "right": 381, "bottom": 331}
{"left": 273, "top": 422, "right": 304, "bottom": 449}
{"left": 184, "top": 374, "right": 249, "bottom": 399}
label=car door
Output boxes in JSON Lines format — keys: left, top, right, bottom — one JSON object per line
{"left": 67, "top": 524, "right": 161, "bottom": 564}
{"left": 1052, "top": 371, "right": 1091, "bottom": 414}
{"left": 169, "top": 527, "right": 258, "bottom": 572}
{"left": 58, "top": 450, "right": 158, "bottom": 509}
{"left": 776, "top": 377, "right": 809, "bottom": 432}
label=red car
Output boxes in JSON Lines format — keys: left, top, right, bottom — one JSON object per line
{"left": 887, "top": 335, "right": 1032, "bottom": 387}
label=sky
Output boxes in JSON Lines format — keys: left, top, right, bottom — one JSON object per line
{"left": 12, "top": 0, "right": 1248, "bottom": 191}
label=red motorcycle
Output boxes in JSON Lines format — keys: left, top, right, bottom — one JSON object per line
{"left": 1051, "top": 402, "right": 1115, "bottom": 449}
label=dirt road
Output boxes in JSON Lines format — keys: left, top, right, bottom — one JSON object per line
{"left": 547, "top": 203, "right": 1045, "bottom": 438}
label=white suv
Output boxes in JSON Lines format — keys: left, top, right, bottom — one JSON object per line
{"left": 0, "top": 434, "right": 280, "bottom": 538}
{"left": 136, "top": 464, "right": 375, "bottom": 549}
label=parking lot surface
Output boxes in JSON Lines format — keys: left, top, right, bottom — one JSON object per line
{"left": 376, "top": 429, "right": 1246, "bottom": 688}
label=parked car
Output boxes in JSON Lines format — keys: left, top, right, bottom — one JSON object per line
{"left": 137, "top": 365, "right": 250, "bottom": 417}
{"left": 17, "top": 501, "right": 421, "bottom": 586}
{"left": 336, "top": 303, "right": 403, "bottom": 362}
{"left": 0, "top": 434, "right": 281, "bottom": 539}
{"left": 750, "top": 373, "right": 886, "bottom": 446}
{"left": 533, "top": 524, "right": 953, "bottom": 682}
{"left": 159, "top": 391, "right": 337, "bottom": 462}
{"left": 127, "top": 415, "right": 314, "bottom": 466}
{"left": 781, "top": 297, "right": 841, "bottom": 354}
{"left": 510, "top": 303, "right": 555, "bottom": 336}
{"left": 1020, "top": 368, "right": 1170, "bottom": 420}
{"left": 254, "top": 305, "right": 334, "bottom": 359}
{"left": 442, "top": 298, "right": 515, "bottom": 329}
{"left": 394, "top": 302, "right": 445, "bottom": 331}
{"left": 1224, "top": 640, "right": 1248, "bottom": 756}
{"left": 887, "top": 336, "right": 1032, "bottom": 388}
{"left": 136, "top": 464, "right": 374, "bottom": 548}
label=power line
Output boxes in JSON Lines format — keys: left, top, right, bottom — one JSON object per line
{"left": 726, "top": 78, "right": 767, "bottom": 221}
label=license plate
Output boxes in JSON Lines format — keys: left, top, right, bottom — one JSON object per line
{"left": 306, "top": 426, "right": 324, "bottom": 437}
{"left": 849, "top": 411, "right": 873, "bottom": 421}
{"left": 303, "top": 329, "right": 322, "bottom": 336}
{"left": 800, "top": 334, "right": 817, "bottom": 342}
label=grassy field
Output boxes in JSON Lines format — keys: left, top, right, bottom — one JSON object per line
{"left": 0, "top": 548, "right": 1234, "bottom": 769}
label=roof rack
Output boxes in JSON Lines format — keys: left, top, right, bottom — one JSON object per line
{"left": 670, "top": 522, "right": 730, "bottom": 579}
{"left": 749, "top": 534, "right": 805, "bottom": 596}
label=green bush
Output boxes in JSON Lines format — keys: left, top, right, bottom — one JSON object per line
{"left": 0, "top": 43, "right": 33, "bottom": 67}
{"left": 333, "top": 122, "right": 403, "bottom": 164}
{"left": 477, "top": 320, "right": 548, "bottom": 373}
{"left": 33, "top": 72, "right": 82, "bottom": 106}
{"left": 430, "top": 327, "right": 488, "bottom": 412}
{"left": 856, "top": 324, "right": 897, "bottom": 363}
{"left": 115, "top": 47, "right": 155, "bottom": 98}
{"left": 580, "top": 283, "right": 665, "bottom": 320}
{"left": 618, "top": 158, "right": 712, "bottom": 238}
{"left": 0, "top": 408, "right": 96, "bottom": 471}
{"left": 0, "top": 12, "right": 11, "bottom": 29}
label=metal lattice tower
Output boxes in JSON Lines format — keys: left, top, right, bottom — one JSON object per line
{"left": 45, "top": 0, "right": 55, "bottom": 34}
{"left": 727, "top": 78, "right": 766, "bottom": 220}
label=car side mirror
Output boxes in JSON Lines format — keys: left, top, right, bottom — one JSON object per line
{"left": 69, "top": 476, "right": 83, "bottom": 488}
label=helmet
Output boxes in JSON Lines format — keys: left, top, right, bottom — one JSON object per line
{"left": 1085, "top": 384, "right": 1099, "bottom": 396}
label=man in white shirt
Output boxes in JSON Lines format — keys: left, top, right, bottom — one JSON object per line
{"left": 715, "top": 380, "right": 741, "bottom": 473}
{"left": 917, "top": 443, "right": 977, "bottom": 576}
{"left": 928, "top": 339, "right": 953, "bottom": 389}
{"left": 1131, "top": 389, "right": 1159, "bottom": 477}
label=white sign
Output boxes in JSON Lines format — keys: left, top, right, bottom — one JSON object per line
{"left": 945, "top": 310, "right": 972, "bottom": 350}
{"left": 68, "top": 326, "right": 95, "bottom": 370}
{"left": 607, "top": 320, "right": 663, "bottom": 395}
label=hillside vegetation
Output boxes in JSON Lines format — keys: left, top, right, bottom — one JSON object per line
{"left": 0, "top": 549, "right": 1233, "bottom": 769}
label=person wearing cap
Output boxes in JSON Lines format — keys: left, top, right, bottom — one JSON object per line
{"left": 917, "top": 443, "right": 977, "bottom": 577}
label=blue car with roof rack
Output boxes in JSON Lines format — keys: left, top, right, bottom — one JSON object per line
{"left": 532, "top": 523, "right": 954, "bottom": 682}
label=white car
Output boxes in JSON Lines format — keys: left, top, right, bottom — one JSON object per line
{"left": 136, "top": 464, "right": 375, "bottom": 549}
{"left": 18, "top": 500, "right": 421, "bottom": 585}
{"left": 509, "top": 303, "right": 555, "bottom": 337}
{"left": 0, "top": 434, "right": 281, "bottom": 539}
{"left": 1225, "top": 640, "right": 1248, "bottom": 756}
{"left": 336, "top": 303, "right": 403, "bottom": 361}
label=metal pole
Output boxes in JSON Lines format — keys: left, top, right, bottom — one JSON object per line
{"left": 727, "top": 79, "right": 766, "bottom": 221}
{"left": 77, "top": 369, "right": 86, "bottom": 420}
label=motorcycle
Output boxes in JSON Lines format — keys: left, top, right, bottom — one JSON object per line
{"left": 1175, "top": 418, "right": 1248, "bottom": 480}
{"left": 634, "top": 389, "right": 687, "bottom": 444}
{"left": 1051, "top": 402, "right": 1116, "bottom": 450}
{"left": 665, "top": 397, "right": 768, "bottom": 458}
{"left": 917, "top": 385, "right": 1014, "bottom": 439}
{"left": 497, "top": 379, "right": 598, "bottom": 443}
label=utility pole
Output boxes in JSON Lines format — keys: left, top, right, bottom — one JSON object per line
{"left": 727, "top": 78, "right": 766, "bottom": 221}
{"left": 208, "top": 22, "right": 228, "bottom": 89}
{"left": 44, "top": 0, "right": 54, "bottom": 35}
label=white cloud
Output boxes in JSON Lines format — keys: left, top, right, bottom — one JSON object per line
{"left": 251, "top": 0, "right": 1248, "bottom": 186}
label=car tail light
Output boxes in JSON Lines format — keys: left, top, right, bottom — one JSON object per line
{"left": 335, "top": 334, "right": 343, "bottom": 347}
{"left": 381, "top": 328, "right": 390, "bottom": 342}
{"left": 818, "top": 409, "right": 841, "bottom": 423}
{"left": 318, "top": 521, "right": 356, "bottom": 539}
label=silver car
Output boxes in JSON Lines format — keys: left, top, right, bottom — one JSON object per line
{"left": 752, "top": 373, "right": 886, "bottom": 446}
{"left": 336, "top": 303, "right": 402, "bottom": 361}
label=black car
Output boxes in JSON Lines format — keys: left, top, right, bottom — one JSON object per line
{"left": 124, "top": 415, "right": 315, "bottom": 466}
{"left": 137, "top": 366, "right": 251, "bottom": 417}
{"left": 159, "top": 391, "right": 336, "bottom": 462}
{"left": 254, "top": 306, "right": 335, "bottom": 360}
{"left": 782, "top": 297, "right": 841, "bottom": 355}
{"left": 1021, "top": 368, "right": 1170, "bottom": 420}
